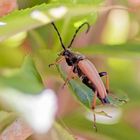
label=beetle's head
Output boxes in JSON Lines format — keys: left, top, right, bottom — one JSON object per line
{"left": 59, "top": 49, "right": 85, "bottom": 66}
{"left": 61, "top": 49, "right": 72, "bottom": 57}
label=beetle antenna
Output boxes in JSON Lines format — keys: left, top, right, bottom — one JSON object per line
{"left": 68, "top": 22, "right": 90, "bottom": 48}
{"left": 51, "top": 22, "right": 66, "bottom": 50}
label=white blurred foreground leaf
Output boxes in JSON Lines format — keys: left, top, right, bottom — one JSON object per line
{"left": 0, "top": 22, "right": 7, "bottom": 26}
{"left": 0, "top": 88, "right": 58, "bottom": 134}
{"left": 86, "top": 105, "right": 122, "bottom": 124}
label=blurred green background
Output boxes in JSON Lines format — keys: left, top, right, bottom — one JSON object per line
{"left": 0, "top": 0, "right": 140, "bottom": 140}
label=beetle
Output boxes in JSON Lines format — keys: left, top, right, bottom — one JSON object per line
{"left": 50, "top": 22, "right": 110, "bottom": 108}
{"left": 49, "top": 22, "right": 112, "bottom": 130}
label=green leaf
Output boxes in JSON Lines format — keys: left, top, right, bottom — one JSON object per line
{"left": 0, "top": 47, "right": 24, "bottom": 67}
{"left": 0, "top": 32, "right": 27, "bottom": 48}
{"left": 74, "top": 44, "right": 140, "bottom": 57}
{"left": 57, "top": 64, "right": 128, "bottom": 109}
{"left": 69, "top": 79, "right": 94, "bottom": 108}
{"left": 17, "top": 0, "right": 50, "bottom": 9}
{"left": 51, "top": 122, "right": 75, "bottom": 140}
{"left": 57, "top": 65, "right": 93, "bottom": 109}
{"left": 63, "top": 111, "right": 140, "bottom": 140}
{"left": 108, "top": 90, "right": 129, "bottom": 106}
{"left": 0, "top": 56, "right": 44, "bottom": 94}
{"left": 0, "top": 3, "right": 112, "bottom": 41}
{"left": 52, "top": 0, "right": 103, "bottom": 4}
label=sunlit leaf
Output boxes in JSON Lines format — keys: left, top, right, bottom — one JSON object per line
{"left": 86, "top": 105, "right": 122, "bottom": 125}
{"left": 0, "top": 3, "right": 117, "bottom": 41}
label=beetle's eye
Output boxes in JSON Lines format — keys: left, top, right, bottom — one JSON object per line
{"left": 63, "top": 51, "right": 68, "bottom": 56}
{"left": 63, "top": 52, "right": 66, "bottom": 55}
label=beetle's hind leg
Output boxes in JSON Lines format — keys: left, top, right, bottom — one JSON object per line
{"left": 99, "top": 72, "right": 109, "bottom": 93}
{"left": 93, "top": 113, "right": 97, "bottom": 132}
{"left": 48, "top": 56, "right": 65, "bottom": 67}
{"left": 91, "top": 90, "right": 112, "bottom": 131}
{"left": 92, "top": 90, "right": 97, "bottom": 110}
{"left": 91, "top": 90, "right": 98, "bottom": 131}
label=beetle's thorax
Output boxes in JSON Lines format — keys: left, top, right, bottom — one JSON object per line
{"left": 62, "top": 49, "right": 85, "bottom": 66}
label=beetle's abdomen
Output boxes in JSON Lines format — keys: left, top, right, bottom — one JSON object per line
{"left": 98, "top": 96, "right": 110, "bottom": 104}
{"left": 82, "top": 75, "right": 110, "bottom": 104}
{"left": 78, "top": 59, "right": 107, "bottom": 99}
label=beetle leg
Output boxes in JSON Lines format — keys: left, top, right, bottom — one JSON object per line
{"left": 108, "top": 93, "right": 127, "bottom": 103}
{"left": 48, "top": 56, "right": 65, "bottom": 67}
{"left": 99, "top": 72, "right": 109, "bottom": 93}
{"left": 91, "top": 90, "right": 98, "bottom": 131}
{"left": 93, "top": 113, "right": 97, "bottom": 132}
{"left": 62, "top": 66, "right": 74, "bottom": 88}
{"left": 92, "top": 90, "right": 97, "bottom": 110}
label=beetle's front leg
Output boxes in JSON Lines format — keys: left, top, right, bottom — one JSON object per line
{"left": 48, "top": 56, "right": 65, "bottom": 67}
{"left": 99, "top": 72, "right": 109, "bottom": 93}
{"left": 62, "top": 66, "right": 74, "bottom": 88}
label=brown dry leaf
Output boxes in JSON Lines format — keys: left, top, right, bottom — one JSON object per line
{"left": 0, "top": 119, "right": 33, "bottom": 140}
{"left": 124, "top": 107, "right": 140, "bottom": 132}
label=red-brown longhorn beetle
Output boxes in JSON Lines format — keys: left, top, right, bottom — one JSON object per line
{"left": 49, "top": 22, "right": 111, "bottom": 130}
